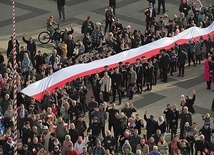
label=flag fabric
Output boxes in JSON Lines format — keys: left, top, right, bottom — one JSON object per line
{"left": 21, "top": 22, "right": 214, "bottom": 101}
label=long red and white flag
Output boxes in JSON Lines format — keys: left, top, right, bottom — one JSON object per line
{"left": 21, "top": 22, "right": 214, "bottom": 101}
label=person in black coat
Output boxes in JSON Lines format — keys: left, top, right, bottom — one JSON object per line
{"left": 3, "top": 137, "right": 14, "bottom": 155}
{"left": 179, "top": 0, "right": 191, "bottom": 17}
{"left": 157, "top": 0, "right": 165, "bottom": 15}
{"left": 134, "top": 59, "right": 143, "bottom": 93}
{"left": 177, "top": 47, "right": 187, "bottom": 77}
{"left": 155, "top": 116, "right": 166, "bottom": 135}
{"left": 111, "top": 68, "right": 123, "bottom": 105}
{"left": 170, "top": 104, "right": 179, "bottom": 140}
{"left": 6, "top": 36, "right": 19, "bottom": 62}
{"left": 109, "top": 0, "right": 116, "bottom": 15}
{"left": 22, "top": 35, "right": 36, "bottom": 67}
{"left": 159, "top": 50, "right": 170, "bottom": 83}
{"left": 145, "top": 60, "right": 154, "bottom": 91}
{"left": 81, "top": 16, "right": 95, "bottom": 35}
{"left": 18, "top": 144, "right": 31, "bottom": 155}
{"left": 195, "top": 134, "right": 209, "bottom": 154}
{"left": 91, "top": 74, "right": 101, "bottom": 103}
{"left": 106, "top": 103, "right": 119, "bottom": 131}
{"left": 145, "top": 3, "right": 156, "bottom": 30}
{"left": 103, "top": 130, "right": 116, "bottom": 153}
{"left": 184, "top": 89, "right": 196, "bottom": 114}
{"left": 163, "top": 104, "right": 173, "bottom": 133}
{"left": 199, "top": 123, "right": 212, "bottom": 142}
{"left": 57, "top": 0, "right": 65, "bottom": 20}
{"left": 144, "top": 111, "right": 157, "bottom": 139}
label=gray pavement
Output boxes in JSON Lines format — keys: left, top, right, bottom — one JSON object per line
{"left": 0, "top": 0, "right": 214, "bottom": 146}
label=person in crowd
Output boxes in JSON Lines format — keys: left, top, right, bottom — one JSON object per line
{"left": 204, "top": 56, "right": 214, "bottom": 90}
{"left": 105, "top": 7, "right": 115, "bottom": 34}
{"left": 179, "top": 106, "right": 192, "bottom": 138}
{"left": 87, "top": 96, "right": 98, "bottom": 124}
{"left": 111, "top": 68, "right": 123, "bottom": 105}
{"left": 91, "top": 23, "right": 104, "bottom": 49}
{"left": 157, "top": 0, "right": 165, "bottom": 15}
{"left": 179, "top": 0, "right": 191, "bottom": 17}
{"left": 99, "top": 71, "right": 112, "bottom": 102}
{"left": 145, "top": 3, "right": 156, "bottom": 30}
{"left": 106, "top": 103, "right": 119, "bottom": 132}
{"left": 22, "top": 34, "right": 36, "bottom": 67}
{"left": 144, "top": 111, "right": 157, "bottom": 139}
{"left": 56, "top": 0, "right": 65, "bottom": 21}
{"left": 177, "top": 46, "right": 187, "bottom": 77}
{"left": 81, "top": 16, "right": 95, "bottom": 35}
{"left": 149, "top": 145, "right": 161, "bottom": 155}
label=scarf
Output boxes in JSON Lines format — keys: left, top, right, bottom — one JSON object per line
{"left": 7, "top": 141, "right": 15, "bottom": 148}
{"left": 158, "top": 120, "right": 164, "bottom": 126}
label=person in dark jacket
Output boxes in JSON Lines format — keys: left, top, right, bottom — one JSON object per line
{"left": 145, "top": 3, "right": 156, "bottom": 30}
{"left": 144, "top": 111, "right": 157, "bottom": 139}
{"left": 199, "top": 123, "right": 212, "bottom": 142}
{"left": 87, "top": 96, "right": 98, "bottom": 124}
{"left": 22, "top": 35, "right": 36, "bottom": 67}
{"left": 103, "top": 130, "right": 116, "bottom": 153}
{"left": 177, "top": 47, "right": 187, "bottom": 77}
{"left": 109, "top": 0, "right": 116, "bottom": 15}
{"left": 195, "top": 134, "right": 209, "bottom": 154}
{"left": 3, "top": 137, "right": 14, "bottom": 155}
{"left": 111, "top": 68, "right": 123, "bottom": 105}
{"left": 163, "top": 104, "right": 173, "bottom": 133}
{"left": 57, "top": 0, "right": 65, "bottom": 20}
{"left": 179, "top": 0, "right": 191, "bottom": 17}
{"left": 121, "top": 102, "right": 137, "bottom": 118}
{"left": 155, "top": 116, "right": 166, "bottom": 136}
{"left": 106, "top": 103, "right": 119, "bottom": 131}
{"left": 159, "top": 50, "right": 170, "bottom": 83}
{"left": 81, "top": 16, "right": 95, "bottom": 35}
{"left": 184, "top": 89, "right": 196, "bottom": 114}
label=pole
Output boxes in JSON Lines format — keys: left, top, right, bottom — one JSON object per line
{"left": 12, "top": 0, "right": 18, "bottom": 154}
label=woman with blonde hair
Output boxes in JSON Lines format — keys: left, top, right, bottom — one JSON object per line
{"left": 21, "top": 53, "right": 31, "bottom": 71}
{"left": 157, "top": 136, "right": 169, "bottom": 155}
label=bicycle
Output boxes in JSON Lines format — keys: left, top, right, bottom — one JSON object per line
{"left": 38, "top": 24, "right": 64, "bottom": 44}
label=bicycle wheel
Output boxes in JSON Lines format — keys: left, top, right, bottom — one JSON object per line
{"left": 38, "top": 31, "right": 51, "bottom": 44}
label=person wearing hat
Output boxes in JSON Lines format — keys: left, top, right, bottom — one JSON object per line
{"left": 144, "top": 111, "right": 157, "bottom": 139}
{"left": 81, "top": 16, "right": 95, "bottom": 35}
{"left": 122, "top": 140, "right": 134, "bottom": 154}
{"left": 199, "top": 122, "right": 212, "bottom": 142}
{"left": 18, "top": 144, "right": 31, "bottom": 155}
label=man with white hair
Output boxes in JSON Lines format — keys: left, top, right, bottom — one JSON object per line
{"left": 195, "top": 134, "right": 209, "bottom": 154}
{"left": 149, "top": 146, "right": 161, "bottom": 155}
{"left": 179, "top": 106, "right": 192, "bottom": 138}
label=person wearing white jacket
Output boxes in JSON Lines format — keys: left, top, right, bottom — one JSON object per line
{"left": 74, "top": 132, "right": 88, "bottom": 154}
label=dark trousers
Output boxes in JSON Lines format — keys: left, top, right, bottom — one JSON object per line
{"left": 146, "top": 18, "right": 152, "bottom": 30}
{"left": 196, "top": 54, "right": 201, "bottom": 64}
{"left": 153, "top": 71, "right": 157, "bottom": 85}
{"left": 158, "top": 0, "right": 165, "bottom": 13}
{"left": 162, "top": 68, "right": 168, "bottom": 82}
{"left": 112, "top": 86, "right": 121, "bottom": 103}
{"left": 100, "top": 125, "right": 105, "bottom": 137}
{"left": 57, "top": 6, "right": 65, "bottom": 19}
{"left": 108, "top": 122, "right": 114, "bottom": 132}
{"left": 103, "top": 91, "right": 110, "bottom": 102}
{"left": 207, "top": 81, "right": 211, "bottom": 90}
{"left": 104, "top": 20, "right": 112, "bottom": 34}
{"left": 179, "top": 64, "right": 185, "bottom": 76}
{"left": 188, "top": 52, "right": 196, "bottom": 66}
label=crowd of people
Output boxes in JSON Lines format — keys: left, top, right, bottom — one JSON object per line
{"left": 0, "top": 0, "right": 214, "bottom": 154}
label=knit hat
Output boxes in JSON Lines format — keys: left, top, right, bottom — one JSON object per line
{"left": 136, "top": 149, "right": 142, "bottom": 155}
